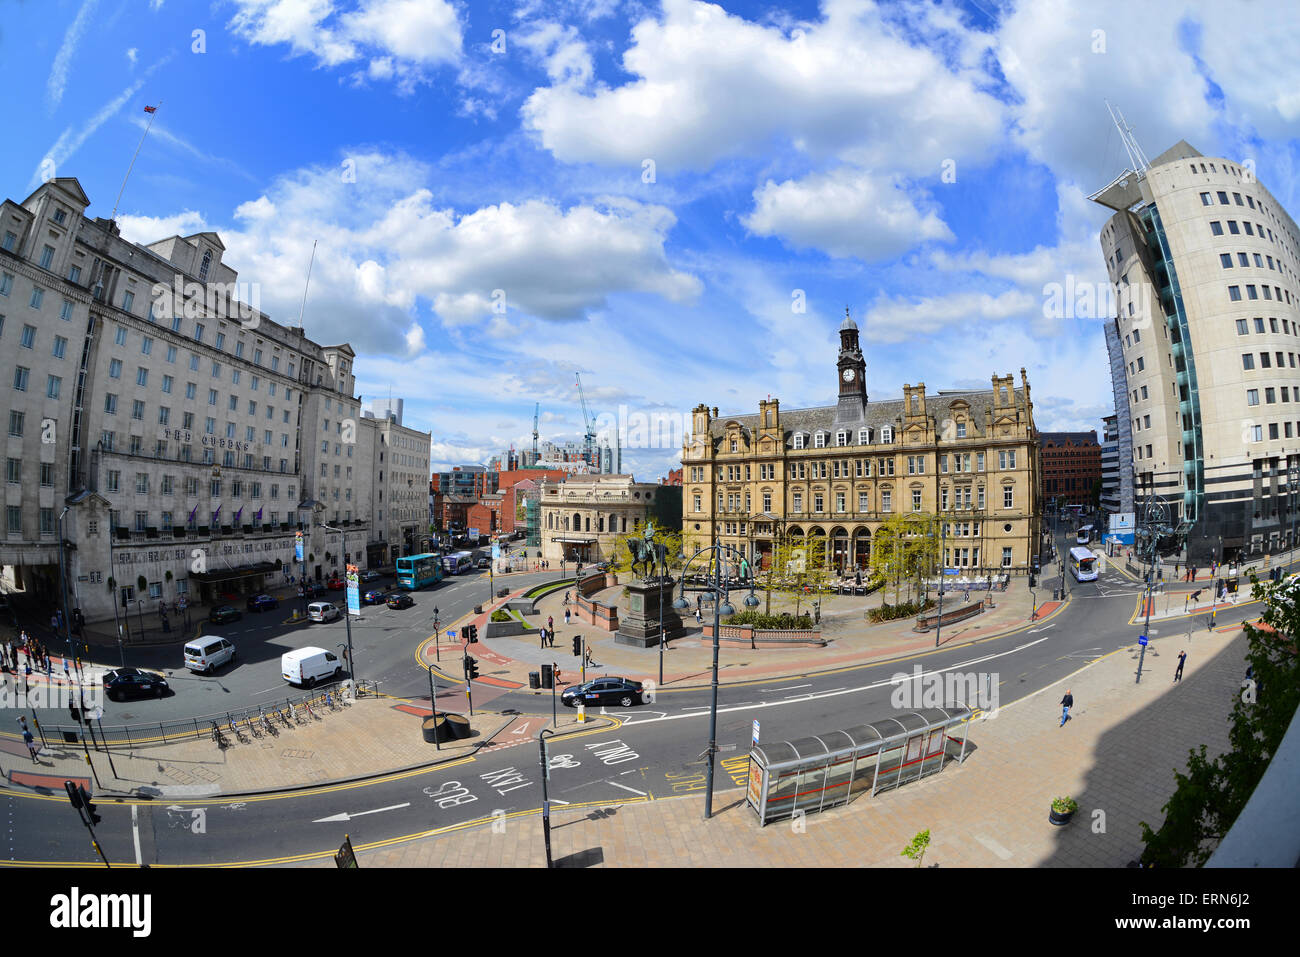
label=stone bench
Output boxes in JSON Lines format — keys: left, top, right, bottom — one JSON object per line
{"left": 914, "top": 600, "right": 985, "bottom": 632}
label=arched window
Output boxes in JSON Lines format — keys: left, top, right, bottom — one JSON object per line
{"left": 573, "top": 512, "right": 582, "bottom": 530}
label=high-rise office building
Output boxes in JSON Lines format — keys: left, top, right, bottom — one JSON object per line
{"left": 1092, "top": 140, "right": 1300, "bottom": 562}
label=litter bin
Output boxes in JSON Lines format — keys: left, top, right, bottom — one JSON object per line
{"left": 422, "top": 713, "right": 452, "bottom": 744}
{"left": 445, "top": 713, "right": 472, "bottom": 740}
{"left": 528, "top": 671, "right": 540, "bottom": 690}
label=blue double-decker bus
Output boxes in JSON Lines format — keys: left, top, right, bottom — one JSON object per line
{"left": 396, "top": 553, "right": 444, "bottom": 590}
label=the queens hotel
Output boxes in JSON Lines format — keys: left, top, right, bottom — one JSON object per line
{"left": 680, "top": 314, "right": 1040, "bottom": 576}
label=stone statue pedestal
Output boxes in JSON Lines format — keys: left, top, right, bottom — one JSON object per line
{"left": 615, "top": 577, "right": 685, "bottom": 648}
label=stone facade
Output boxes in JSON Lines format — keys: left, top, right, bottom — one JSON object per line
{"left": 539, "top": 474, "right": 664, "bottom": 564}
{"left": 680, "top": 314, "right": 1041, "bottom": 576}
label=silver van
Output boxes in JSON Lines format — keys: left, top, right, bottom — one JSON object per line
{"left": 308, "top": 601, "right": 340, "bottom": 623}
{"left": 184, "top": 635, "right": 236, "bottom": 673}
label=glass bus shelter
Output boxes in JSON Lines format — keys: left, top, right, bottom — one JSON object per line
{"left": 746, "top": 706, "right": 973, "bottom": 826}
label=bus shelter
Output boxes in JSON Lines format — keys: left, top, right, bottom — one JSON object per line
{"left": 746, "top": 707, "right": 973, "bottom": 825}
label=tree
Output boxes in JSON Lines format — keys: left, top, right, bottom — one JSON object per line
{"left": 1138, "top": 573, "right": 1300, "bottom": 865}
{"left": 870, "top": 513, "right": 937, "bottom": 603}
{"left": 901, "top": 829, "right": 931, "bottom": 867}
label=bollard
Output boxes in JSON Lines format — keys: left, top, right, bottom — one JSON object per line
{"left": 577, "top": 702, "right": 586, "bottom": 724}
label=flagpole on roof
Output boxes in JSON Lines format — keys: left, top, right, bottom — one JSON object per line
{"left": 297, "top": 239, "right": 318, "bottom": 330}
{"left": 110, "top": 101, "right": 161, "bottom": 223}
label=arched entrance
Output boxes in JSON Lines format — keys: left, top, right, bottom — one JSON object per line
{"left": 854, "top": 527, "right": 871, "bottom": 570}
{"left": 808, "top": 527, "right": 827, "bottom": 571}
{"left": 830, "top": 526, "right": 849, "bottom": 574}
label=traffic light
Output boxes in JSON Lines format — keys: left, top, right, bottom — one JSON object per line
{"left": 64, "top": 781, "right": 100, "bottom": 825}
{"left": 541, "top": 663, "right": 553, "bottom": 689}
{"left": 465, "top": 624, "right": 478, "bottom": 643}
{"left": 1029, "top": 574, "right": 1038, "bottom": 587}
{"left": 465, "top": 656, "right": 479, "bottom": 680}
{"left": 572, "top": 636, "right": 582, "bottom": 657}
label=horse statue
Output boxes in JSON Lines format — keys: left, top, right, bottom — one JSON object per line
{"left": 627, "top": 523, "right": 669, "bottom": 580}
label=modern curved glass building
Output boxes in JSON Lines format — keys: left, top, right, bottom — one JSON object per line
{"left": 1093, "top": 140, "right": 1300, "bottom": 563}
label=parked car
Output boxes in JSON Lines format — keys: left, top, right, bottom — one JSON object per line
{"left": 561, "top": 677, "right": 646, "bottom": 708}
{"left": 361, "top": 589, "right": 387, "bottom": 605}
{"left": 246, "top": 594, "right": 279, "bottom": 612}
{"left": 300, "top": 582, "right": 327, "bottom": 598}
{"left": 308, "top": 601, "right": 341, "bottom": 623}
{"left": 103, "top": 667, "right": 169, "bottom": 701}
{"left": 184, "top": 636, "right": 236, "bottom": 674}
{"left": 326, "top": 577, "right": 345, "bottom": 590}
{"left": 476, "top": 557, "right": 490, "bottom": 569}
{"left": 208, "top": 605, "right": 242, "bottom": 624}
{"left": 360, "top": 570, "right": 382, "bottom": 583}
{"left": 386, "top": 593, "right": 414, "bottom": 609}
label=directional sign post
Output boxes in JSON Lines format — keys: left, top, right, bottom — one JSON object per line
{"left": 1136, "top": 634, "right": 1148, "bottom": 685}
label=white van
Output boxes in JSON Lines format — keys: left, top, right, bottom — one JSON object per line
{"left": 308, "top": 601, "right": 340, "bottom": 623}
{"left": 281, "top": 646, "right": 343, "bottom": 687}
{"left": 184, "top": 635, "right": 236, "bottom": 673}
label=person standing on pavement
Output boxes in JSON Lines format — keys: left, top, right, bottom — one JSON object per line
{"left": 22, "top": 724, "right": 38, "bottom": 763}
{"left": 539, "top": 626, "right": 547, "bottom": 650}
{"left": 1059, "top": 690, "right": 1074, "bottom": 727}
{"left": 1174, "top": 650, "right": 1187, "bottom": 683}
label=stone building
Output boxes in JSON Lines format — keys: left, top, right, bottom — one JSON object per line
{"left": 679, "top": 312, "right": 1041, "bottom": 576}
{"left": 539, "top": 474, "right": 665, "bottom": 564}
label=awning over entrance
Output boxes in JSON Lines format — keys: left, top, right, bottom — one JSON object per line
{"left": 553, "top": 537, "right": 596, "bottom": 544}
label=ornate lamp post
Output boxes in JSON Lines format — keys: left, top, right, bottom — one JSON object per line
{"left": 672, "top": 542, "right": 743, "bottom": 820}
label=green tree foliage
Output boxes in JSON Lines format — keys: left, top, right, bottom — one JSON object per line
{"left": 900, "top": 829, "right": 931, "bottom": 867}
{"left": 611, "top": 519, "right": 684, "bottom": 578}
{"left": 870, "top": 513, "right": 939, "bottom": 603}
{"left": 1139, "top": 573, "right": 1300, "bottom": 866}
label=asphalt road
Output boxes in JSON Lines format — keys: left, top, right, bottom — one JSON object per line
{"left": 5, "top": 532, "right": 1264, "bottom": 865}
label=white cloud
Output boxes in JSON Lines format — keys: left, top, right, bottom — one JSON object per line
{"left": 126, "top": 47, "right": 138, "bottom": 66}
{"left": 863, "top": 289, "right": 1037, "bottom": 344}
{"left": 117, "top": 210, "right": 211, "bottom": 242}
{"left": 516, "top": 21, "right": 594, "bottom": 85}
{"left": 745, "top": 168, "right": 953, "bottom": 261}
{"left": 47, "top": 0, "right": 100, "bottom": 111}
{"left": 522, "top": 0, "right": 1004, "bottom": 174}
{"left": 227, "top": 0, "right": 462, "bottom": 91}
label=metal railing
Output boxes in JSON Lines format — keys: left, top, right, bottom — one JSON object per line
{"left": 40, "top": 677, "right": 381, "bottom": 749}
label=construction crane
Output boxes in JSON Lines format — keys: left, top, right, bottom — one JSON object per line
{"left": 575, "top": 373, "right": 597, "bottom": 467}
{"left": 532, "top": 402, "right": 540, "bottom": 466}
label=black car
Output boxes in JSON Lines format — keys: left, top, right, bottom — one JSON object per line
{"left": 362, "top": 589, "right": 387, "bottom": 605}
{"left": 386, "top": 592, "right": 414, "bottom": 609}
{"left": 209, "top": 605, "right": 242, "bottom": 624}
{"left": 103, "top": 667, "right": 169, "bottom": 701}
{"left": 246, "top": 594, "right": 279, "bottom": 612}
{"left": 561, "top": 677, "right": 645, "bottom": 708}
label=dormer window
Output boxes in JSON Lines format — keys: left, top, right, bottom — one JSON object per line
{"left": 793, "top": 433, "right": 804, "bottom": 450}
{"left": 199, "top": 249, "right": 212, "bottom": 282}
{"left": 813, "top": 432, "right": 826, "bottom": 449}
{"left": 858, "top": 428, "right": 870, "bottom": 444}
{"left": 730, "top": 439, "right": 738, "bottom": 452}
{"left": 956, "top": 422, "right": 967, "bottom": 438}
{"left": 881, "top": 426, "right": 893, "bottom": 443}
{"left": 835, "top": 430, "right": 847, "bottom": 446}
{"left": 53, "top": 208, "right": 67, "bottom": 225}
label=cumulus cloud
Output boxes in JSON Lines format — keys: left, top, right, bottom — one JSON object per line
{"left": 745, "top": 168, "right": 953, "bottom": 261}
{"left": 522, "top": 0, "right": 1004, "bottom": 173}
{"left": 227, "top": 0, "right": 462, "bottom": 91}
{"left": 862, "top": 289, "right": 1038, "bottom": 344}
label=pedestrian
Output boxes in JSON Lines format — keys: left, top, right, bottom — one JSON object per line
{"left": 548, "top": 615, "right": 554, "bottom": 633}
{"left": 695, "top": 607, "right": 703, "bottom": 624}
{"left": 23, "top": 727, "right": 39, "bottom": 763}
{"left": 1174, "top": 649, "right": 1187, "bottom": 683}
{"left": 565, "top": 608, "right": 571, "bottom": 625}
{"left": 549, "top": 630, "right": 556, "bottom": 648}
{"left": 1059, "top": 689, "right": 1074, "bottom": 727}
{"left": 539, "top": 626, "right": 547, "bottom": 650}
{"left": 1190, "top": 589, "right": 1202, "bottom": 604}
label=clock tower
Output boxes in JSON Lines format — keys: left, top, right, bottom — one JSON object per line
{"left": 834, "top": 307, "right": 867, "bottom": 425}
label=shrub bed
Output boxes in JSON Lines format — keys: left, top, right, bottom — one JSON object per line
{"left": 867, "top": 598, "right": 937, "bottom": 623}
{"left": 722, "top": 611, "right": 814, "bottom": 630}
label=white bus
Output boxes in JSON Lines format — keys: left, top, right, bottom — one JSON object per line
{"left": 1076, "top": 525, "right": 1094, "bottom": 545}
{"left": 1069, "top": 546, "right": 1099, "bottom": 582}
{"left": 442, "top": 551, "right": 474, "bottom": 575}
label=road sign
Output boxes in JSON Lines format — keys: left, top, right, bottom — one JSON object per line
{"left": 943, "top": 568, "right": 959, "bottom": 575}
{"left": 1138, "top": 635, "right": 1148, "bottom": 646}
{"left": 751, "top": 720, "right": 760, "bottom": 746}
{"left": 447, "top": 630, "right": 457, "bottom": 641}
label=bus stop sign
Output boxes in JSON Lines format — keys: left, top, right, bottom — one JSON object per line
{"left": 1138, "top": 635, "right": 1148, "bottom": 646}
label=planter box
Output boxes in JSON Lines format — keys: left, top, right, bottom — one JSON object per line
{"left": 914, "top": 600, "right": 985, "bottom": 632}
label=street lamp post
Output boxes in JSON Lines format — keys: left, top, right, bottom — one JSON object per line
{"left": 321, "top": 522, "right": 356, "bottom": 683}
{"left": 934, "top": 518, "right": 947, "bottom": 649}
{"left": 672, "top": 542, "right": 740, "bottom": 821}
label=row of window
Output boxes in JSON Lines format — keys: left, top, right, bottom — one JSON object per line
{"left": 696, "top": 486, "right": 1016, "bottom": 515}
{"left": 1240, "top": 351, "right": 1300, "bottom": 370}
{"left": 715, "top": 450, "right": 1016, "bottom": 484}
{"left": 1227, "top": 282, "right": 1291, "bottom": 304}
{"left": 1235, "top": 316, "right": 1298, "bottom": 337}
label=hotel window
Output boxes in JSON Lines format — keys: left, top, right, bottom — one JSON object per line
{"left": 1266, "top": 388, "right": 1277, "bottom": 404}
{"left": 1218, "top": 191, "right": 1230, "bottom": 204}
{"left": 978, "top": 486, "right": 985, "bottom": 509}
{"left": 1247, "top": 285, "right": 1259, "bottom": 300}
{"left": 136, "top": 367, "right": 148, "bottom": 387}
{"left": 1211, "top": 221, "right": 1223, "bottom": 236}
{"left": 29, "top": 287, "right": 43, "bottom": 309}
{"left": 1200, "top": 192, "right": 1212, "bottom": 205}
{"left": 912, "top": 490, "right": 922, "bottom": 512}
{"left": 881, "top": 490, "right": 892, "bottom": 512}
{"left": 1248, "top": 390, "right": 1260, "bottom": 406}
{"left": 1002, "top": 547, "right": 1013, "bottom": 568}
{"left": 1243, "top": 353, "right": 1256, "bottom": 369}
{"left": 858, "top": 492, "right": 869, "bottom": 512}
{"left": 814, "top": 432, "right": 825, "bottom": 448}
{"left": 858, "top": 428, "right": 869, "bottom": 444}
{"left": 791, "top": 492, "right": 803, "bottom": 512}
{"left": 956, "top": 422, "right": 967, "bottom": 438}
{"left": 1003, "top": 487, "right": 1014, "bottom": 509}
{"left": 1237, "top": 319, "right": 1249, "bottom": 335}
{"left": 1261, "top": 352, "right": 1272, "bottom": 368}
{"left": 836, "top": 492, "right": 846, "bottom": 512}
{"left": 60, "top": 300, "right": 74, "bottom": 321}
{"left": 0, "top": 273, "right": 11, "bottom": 296}
{"left": 122, "top": 291, "right": 134, "bottom": 313}
{"left": 1230, "top": 286, "right": 1242, "bottom": 301}
{"left": 1221, "top": 253, "right": 1233, "bottom": 268}
{"left": 792, "top": 434, "right": 804, "bottom": 449}
{"left": 813, "top": 493, "right": 824, "bottom": 513}
{"left": 131, "top": 400, "right": 145, "bottom": 420}
{"left": 836, "top": 430, "right": 847, "bottom": 446}
{"left": 1270, "top": 424, "right": 1280, "bottom": 439}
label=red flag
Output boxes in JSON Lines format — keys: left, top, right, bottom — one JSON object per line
{"left": 143, "top": 105, "right": 157, "bottom": 113}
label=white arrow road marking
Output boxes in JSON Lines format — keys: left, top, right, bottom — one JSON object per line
{"left": 132, "top": 805, "right": 142, "bottom": 867}
{"left": 313, "top": 803, "right": 410, "bottom": 824}
{"left": 617, "top": 636, "right": 1055, "bottom": 726}
{"left": 1027, "top": 623, "right": 1057, "bottom": 633}
{"left": 607, "top": 781, "right": 646, "bottom": 796}
{"left": 549, "top": 799, "right": 571, "bottom": 805}
{"left": 510, "top": 721, "right": 533, "bottom": 735}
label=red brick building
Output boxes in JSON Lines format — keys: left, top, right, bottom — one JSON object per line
{"left": 662, "top": 468, "right": 682, "bottom": 486}
{"left": 1040, "top": 431, "right": 1102, "bottom": 506}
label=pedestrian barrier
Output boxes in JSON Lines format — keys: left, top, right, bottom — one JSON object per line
{"left": 39, "top": 677, "right": 380, "bottom": 749}
{"left": 746, "top": 706, "right": 973, "bottom": 826}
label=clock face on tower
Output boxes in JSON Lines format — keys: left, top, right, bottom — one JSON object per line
{"left": 842, "top": 368, "right": 855, "bottom": 382}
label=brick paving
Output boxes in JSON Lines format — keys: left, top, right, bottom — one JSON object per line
{"left": 346, "top": 621, "right": 1246, "bottom": 868}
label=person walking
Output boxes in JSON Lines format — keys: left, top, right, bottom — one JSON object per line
{"left": 21, "top": 724, "right": 38, "bottom": 764}
{"left": 1059, "top": 689, "right": 1074, "bottom": 727}
{"left": 1174, "top": 649, "right": 1187, "bottom": 683}
{"left": 547, "top": 615, "right": 554, "bottom": 634}
{"left": 564, "top": 608, "right": 571, "bottom": 625}
{"left": 539, "top": 626, "right": 547, "bottom": 650}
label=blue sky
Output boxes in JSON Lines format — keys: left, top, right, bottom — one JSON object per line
{"left": 5, "top": 0, "right": 1299, "bottom": 478}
